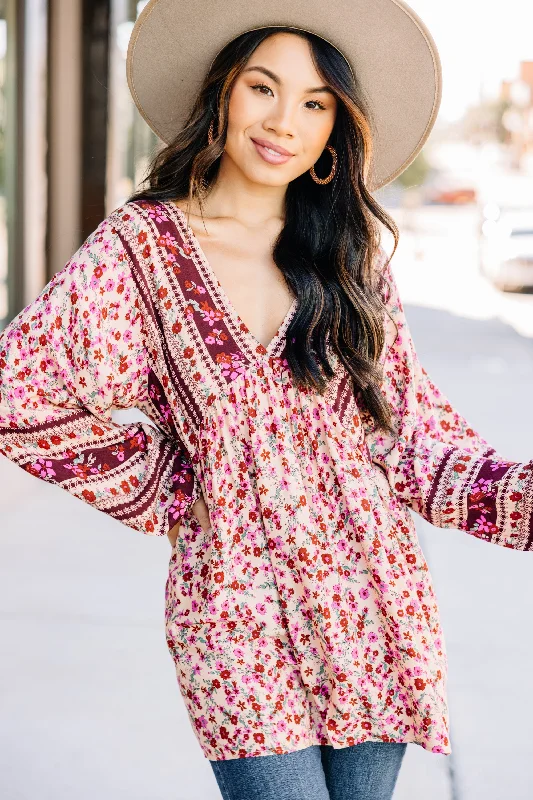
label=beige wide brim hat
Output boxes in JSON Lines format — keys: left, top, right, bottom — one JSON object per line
{"left": 127, "top": 0, "right": 442, "bottom": 193}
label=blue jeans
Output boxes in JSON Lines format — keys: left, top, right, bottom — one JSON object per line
{"left": 209, "top": 741, "right": 407, "bottom": 800}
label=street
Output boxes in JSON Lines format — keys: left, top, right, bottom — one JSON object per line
{"left": 1, "top": 204, "right": 533, "bottom": 799}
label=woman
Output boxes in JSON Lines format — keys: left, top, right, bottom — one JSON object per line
{"left": 1, "top": 1, "right": 531, "bottom": 798}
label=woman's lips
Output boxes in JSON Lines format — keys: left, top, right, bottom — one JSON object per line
{"left": 251, "top": 138, "right": 294, "bottom": 165}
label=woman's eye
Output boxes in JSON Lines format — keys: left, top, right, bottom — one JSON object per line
{"left": 250, "top": 83, "right": 326, "bottom": 111}
{"left": 251, "top": 83, "right": 273, "bottom": 96}
{"left": 306, "top": 100, "right": 327, "bottom": 111}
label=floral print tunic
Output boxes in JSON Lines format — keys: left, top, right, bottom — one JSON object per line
{"left": 1, "top": 199, "right": 532, "bottom": 762}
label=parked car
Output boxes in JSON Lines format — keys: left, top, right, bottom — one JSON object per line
{"left": 423, "top": 171, "right": 478, "bottom": 205}
{"left": 479, "top": 205, "right": 533, "bottom": 291}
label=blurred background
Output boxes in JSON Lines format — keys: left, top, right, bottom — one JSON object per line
{"left": 1, "top": 1, "right": 533, "bottom": 799}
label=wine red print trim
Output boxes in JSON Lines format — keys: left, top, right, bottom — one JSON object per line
{"left": 168, "top": 202, "right": 298, "bottom": 360}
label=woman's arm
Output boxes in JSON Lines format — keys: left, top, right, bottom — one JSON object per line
{"left": 0, "top": 212, "right": 201, "bottom": 537}
{"left": 361, "top": 248, "right": 533, "bottom": 550}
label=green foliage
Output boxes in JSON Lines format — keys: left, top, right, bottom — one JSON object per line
{"left": 393, "top": 149, "right": 430, "bottom": 189}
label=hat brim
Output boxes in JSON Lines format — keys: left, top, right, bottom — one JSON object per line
{"left": 127, "top": 0, "right": 442, "bottom": 192}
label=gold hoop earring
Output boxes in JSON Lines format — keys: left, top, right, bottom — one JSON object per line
{"left": 207, "top": 119, "right": 216, "bottom": 146}
{"left": 310, "top": 144, "right": 337, "bottom": 185}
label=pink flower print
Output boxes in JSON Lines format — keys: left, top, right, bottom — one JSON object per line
{"left": 472, "top": 477, "right": 492, "bottom": 492}
{"left": 205, "top": 327, "right": 228, "bottom": 346}
{"left": 490, "top": 459, "right": 512, "bottom": 472}
{"left": 255, "top": 602, "right": 267, "bottom": 615}
{"left": 157, "top": 232, "right": 178, "bottom": 251}
{"left": 359, "top": 587, "right": 370, "bottom": 599}
{"left": 28, "top": 458, "right": 56, "bottom": 479}
{"left": 157, "top": 402, "right": 172, "bottom": 424}
{"left": 218, "top": 353, "right": 248, "bottom": 381}
{"left": 128, "top": 430, "right": 146, "bottom": 450}
{"left": 147, "top": 207, "right": 168, "bottom": 223}
{"left": 63, "top": 462, "right": 88, "bottom": 479}
{"left": 184, "top": 280, "right": 207, "bottom": 299}
{"left": 184, "top": 304, "right": 195, "bottom": 322}
{"left": 168, "top": 496, "right": 188, "bottom": 521}
{"left": 473, "top": 514, "right": 494, "bottom": 534}
{"left": 199, "top": 301, "right": 223, "bottom": 326}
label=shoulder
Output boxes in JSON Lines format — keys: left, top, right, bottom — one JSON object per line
{"left": 97, "top": 199, "right": 165, "bottom": 237}
{"left": 45, "top": 203, "right": 166, "bottom": 305}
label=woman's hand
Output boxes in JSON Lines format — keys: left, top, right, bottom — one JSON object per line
{"left": 167, "top": 494, "right": 211, "bottom": 547}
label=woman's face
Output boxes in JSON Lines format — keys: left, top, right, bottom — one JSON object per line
{"left": 223, "top": 32, "right": 338, "bottom": 187}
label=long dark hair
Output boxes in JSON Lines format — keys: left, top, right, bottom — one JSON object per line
{"left": 130, "top": 27, "right": 400, "bottom": 433}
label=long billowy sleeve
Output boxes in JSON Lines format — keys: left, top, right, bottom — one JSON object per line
{"left": 0, "top": 215, "right": 201, "bottom": 536}
{"left": 362, "top": 248, "right": 533, "bottom": 550}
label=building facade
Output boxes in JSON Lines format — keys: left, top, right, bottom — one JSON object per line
{"left": 0, "top": 0, "right": 157, "bottom": 329}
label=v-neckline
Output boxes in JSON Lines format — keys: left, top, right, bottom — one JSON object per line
{"left": 168, "top": 202, "right": 298, "bottom": 359}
